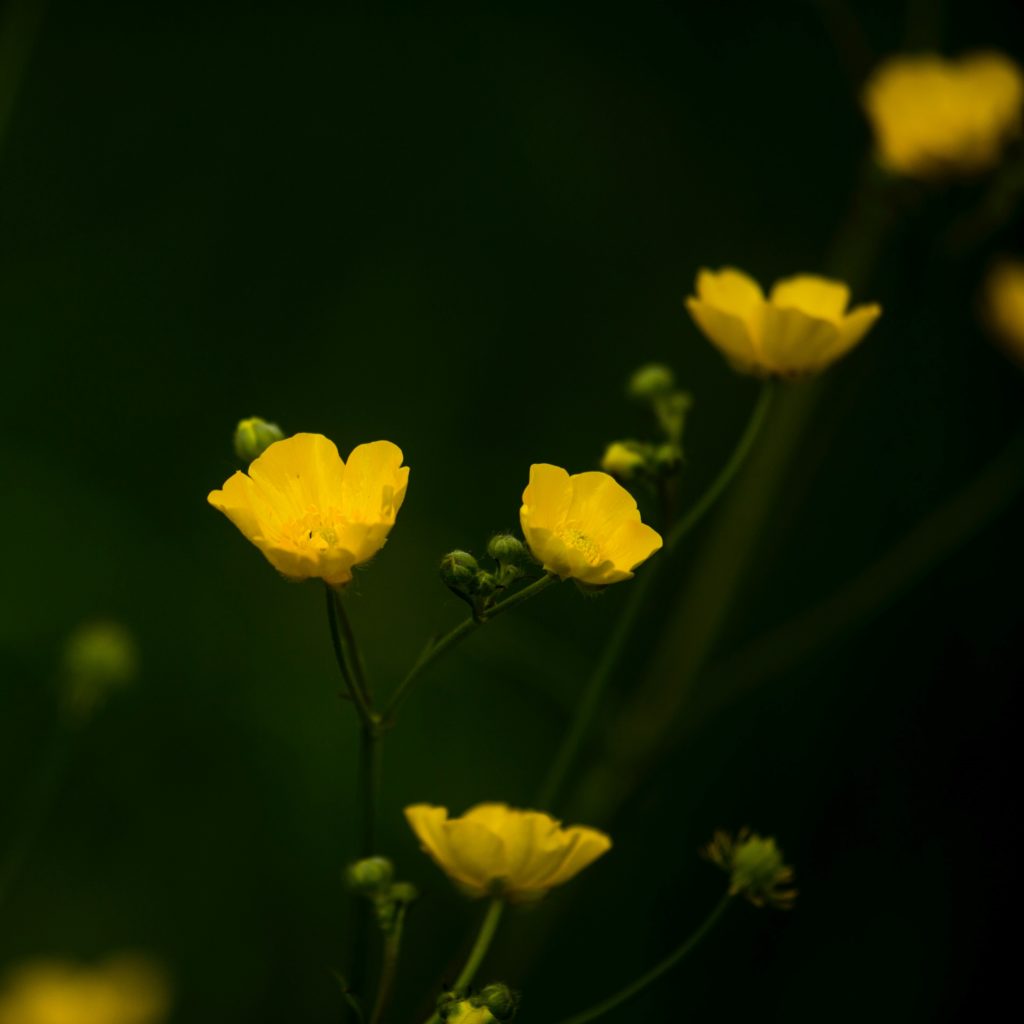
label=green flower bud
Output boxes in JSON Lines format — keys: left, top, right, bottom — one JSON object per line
{"left": 61, "top": 621, "right": 139, "bottom": 719}
{"left": 478, "top": 983, "right": 519, "bottom": 1023}
{"left": 440, "top": 550, "right": 480, "bottom": 590}
{"left": 628, "top": 363, "right": 676, "bottom": 400}
{"left": 389, "top": 881, "right": 419, "bottom": 905}
{"left": 233, "top": 416, "right": 284, "bottom": 463}
{"left": 486, "top": 534, "right": 529, "bottom": 566}
{"left": 703, "top": 828, "right": 797, "bottom": 909}
{"left": 346, "top": 856, "right": 394, "bottom": 894}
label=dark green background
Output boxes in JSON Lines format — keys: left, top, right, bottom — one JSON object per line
{"left": 2, "top": 1, "right": 1022, "bottom": 1021}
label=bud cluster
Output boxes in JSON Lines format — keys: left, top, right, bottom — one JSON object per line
{"left": 440, "top": 535, "right": 537, "bottom": 620}
{"left": 345, "top": 856, "right": 418, "bottom": 932}
{"left": 600, "top": 364, "right": 691, "bottom": 485}
{"left": 438, "top": 983, "right": 519, "bottom": 1024}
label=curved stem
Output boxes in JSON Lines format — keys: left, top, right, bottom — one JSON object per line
{"left": 369, "top": 904, "right": 408, "bottom": 1024}
{"left": 325, "top": 584, "right": 376, "bottom": 730}
{"left": 535, "top": 383, "right": 774, "bottom": 810}
{"left": 423, "top": 898, "right": 505, "bottom": 1024}
{"left": 383, "top": 574, "right": 557, "bottom": 723}
{"left": 552, "top": 894, "right": 733, "bottom": 1024}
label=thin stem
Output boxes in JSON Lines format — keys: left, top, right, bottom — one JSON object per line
{"left": 0, "top": 715, "right": 73, "bottom": 914}
{"left": 664, "top": 381, "right": 776, "bottom": 553}
{"left": 369, "top": 904, "right": 408, "bottom": 1024}
{"left": 333, "top": 586, "right": 373, "bottom": 701}
{"left": 383, "top": 574, "right": 557, "bottom": 723}
{"left": 325, "top": 584, "right": 376, "bottom": 730}
{"left": 359, "top": 728, "right": 382, "bottom": 857}
{"left": 535, "top": 383, "right": 775, "bottom": 811}
{"left": 552, "top": 894, "right": 733, "bottom": 1024}
{"left": 423, "top": 898, "right": 505, "bottom": 1024}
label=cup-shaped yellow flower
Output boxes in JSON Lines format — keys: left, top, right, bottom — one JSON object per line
{"left": 863, "top": 52, "right": 1024, "bottom": 178}
{"left": 984, "top": 259, "right": 1024, "bottom": 365}
{"left": 519, "top": 465, "right": 662, "bottom": 585}
{"left": 0, "top": 956, "right": 169, "bottom": 1024}
{"left": 404, "top": 803, "right": 611, "bottom": 903}
{"left": 208, "top": 433, "right": 408, "bottom": 586}
{"left": 685, "top": 267, "right": 882, "bottom": 377}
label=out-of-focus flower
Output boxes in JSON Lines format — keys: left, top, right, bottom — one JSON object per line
{"left": 983, "top": 259, "right": 1024, "bottom": 364}
{"left": 61, "top": 621, "right": 139, "bottom": 718}
{"left": 0, "top": 956, "right": 169, "bottom": 1024}
{"left": 863, "top": 52, "right": 1024, "bottom": 178}
{"left": 404, "top": 803, "right": 611, "bottom": 903}
{"left": 232, "top": 416, "right": 284, "bottom": 463}
{"left": 208, "top": 433, "right": 408, "bottom": 586}
{"left": 600, "top": 442, "right": 648, "bottom": 480}
{"left": 520, "top": 465, "right": 662, "bottom": 585}
{"left": 439, "top": 985, "right": 519, "bottom": 1024}
{"left": 685, "top": 268, "right": 881, "bottom": 377}
{"left": 703, "top": 828, "right": 797, "bottom": 909}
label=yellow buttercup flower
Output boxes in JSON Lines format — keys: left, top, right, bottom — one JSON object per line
{"left": 0, "top": 956, "right": 169, "bottom": 1024}
{"left": 519, "top": 465, "right": 662, "bottom": 585}
{"left": 404, "top": 803, "right": 611, "bottom": 903}
{"left": 983, "top": 259, "right": 1024, "bottom": 364}
{"left": 863, "top": 52, "right": 1024, "bottom": 178}
{"left": 208, "top": 433, "right": 408, "bottom": 586}
{"left": 685, "top": 267, "right": 882, "bottom": 377}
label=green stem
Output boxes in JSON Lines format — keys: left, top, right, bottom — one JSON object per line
{"left": 552, "top": 894, "right": 733, "bottom": 1024}
{"left": 0, "top": 714, "right": 74, "bottom": 914}
{"left": 383, "top": 574, "right": 557, "bottom": 723}
{"left": 535, "top": 383, "right": 774, "bottom": 811}
{"left": 369, "top": 904, "right": 408, "bottom": 1024}
{"left": 325, "top": 584, "right": 376, "bottom": 731}
{"left": 424, "top": 898, "right": 505, "bottom": 1024}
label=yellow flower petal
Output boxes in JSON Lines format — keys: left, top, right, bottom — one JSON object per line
{"left": 404, "top": 803, "right": 610, "bottom": 901}
{"left": 686, "top": 267, "right": 880, "bottom": 377}
{"left": 695, "top": 266, "right": 764, "bottom": 319}
{"left": 208, "top": 433, "right": 408, "bottom": 585}
{"left": 520, "top": 466, "right": 661, "bottom": 584}
{"left": 769, "top": 275, "right": 851, "bottom": 323}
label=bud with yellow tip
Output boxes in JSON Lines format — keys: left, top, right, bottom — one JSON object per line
{"left": 232, "top": 416, "right": 284, "bottom": 463}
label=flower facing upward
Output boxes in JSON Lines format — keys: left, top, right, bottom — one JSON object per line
{"left": 685, "top": 267, "right": 882, "bottom": 377}
{"left": 404, "top": 803, "right": 611, "bottom": 903}
{"left": 863, "top": 52, "right": 1024, "bottom": 178}
{"left": 984, "top": 259, "right": 1024, "bottom": 365}
{"left": 208, "top": 433, "right": 408, "bottom": 586}
{"left": 0, "top": 956, "right": 169, "bottom": 1024}
{"left": 519, "top": 465, "right": 662, "bottom": 585}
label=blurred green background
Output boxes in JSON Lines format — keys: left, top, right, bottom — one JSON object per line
{"left": 1, "top": 0, "right": 1022, "bottom": 1021}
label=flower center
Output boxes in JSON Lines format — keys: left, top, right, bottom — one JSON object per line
{"left": 283, "top": 506, "right": 347, "bottom": 553}
{"left": 558, "top": 526, "right": 601, "bottom": 564}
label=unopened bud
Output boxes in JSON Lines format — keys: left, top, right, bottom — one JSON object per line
{"left": 478, "top": 983, "right": 519, "bottom": 1022}
{"left": 440, "top": 550, "right": 480, "bottom": 590}
{"left": 346, "top": 856, "right": 394, "bottom": 894}
{"left": 628, "top": 363, "right": 675, "bottom": 400}
{"left": 61, "top": 621, "right": 139, "bottom": 719}
{"left": 233, "top": 416, "right": 284, "bottom": 462}
{"left": 486, "top": 534, "right": 529, "bottom": 566}
{"left": 389, "top": 881, "right": 419, "bottom": 905}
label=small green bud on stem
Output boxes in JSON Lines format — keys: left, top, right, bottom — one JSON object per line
{"left": 233, "top": 416, "right": 284, "bottom": 462}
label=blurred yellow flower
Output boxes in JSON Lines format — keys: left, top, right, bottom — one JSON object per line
{"left": 983, "top": 259, "right": 1024, "bottom": 364}
{"left": 208, "top": 433, "right": 408, "bottom": 586}
{"left": 599, "top": 442, "right": 647, "bottom": 480}
{"left": 404, "top": 802, "right": 611, "bottom": 903}
{"left": 519, "top": 465, "right": 662, "bottom": 585}
{"left": 685, "top": 267, "right": 881, "bottom": 377}
{"left": 863, "top": 52, "right": 1024, "bottom": 178}
{"left": 0, "top": 956, "right": 169, "bottom": 1024}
